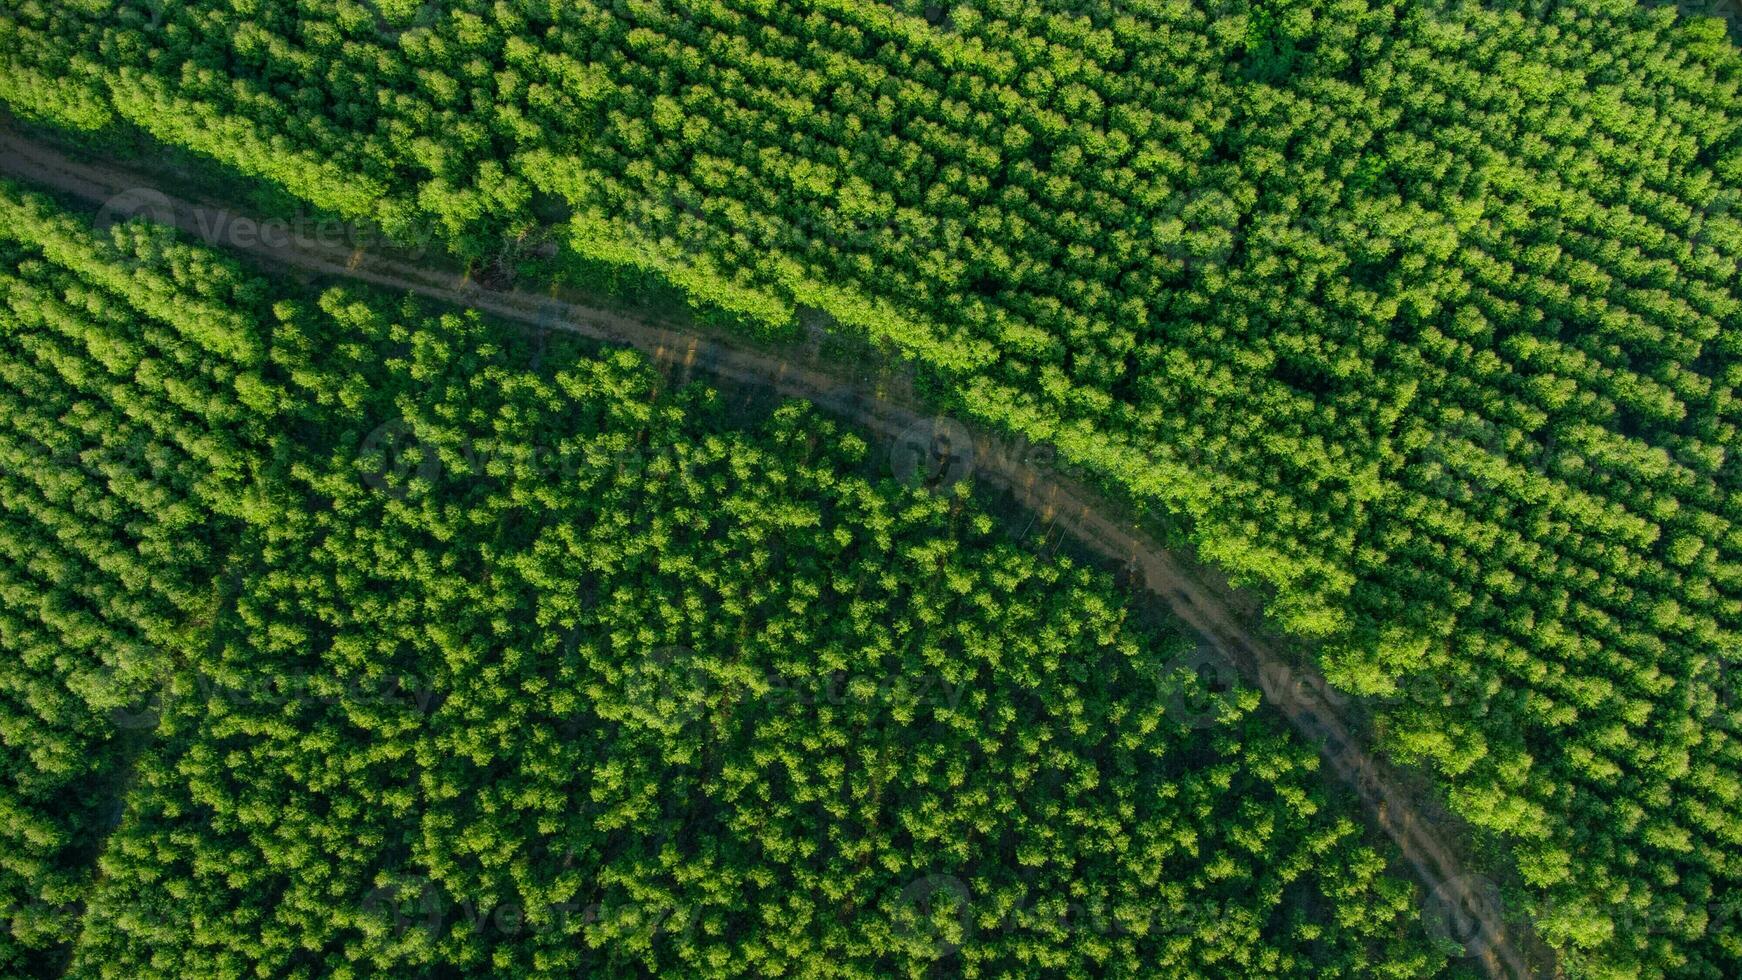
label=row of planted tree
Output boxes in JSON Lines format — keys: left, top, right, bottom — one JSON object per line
{"left": 4, "top": 0, "right": 1735, "bottom": 973}
{"left": 0, "top": 184, "right": 1461, "bottom": 975}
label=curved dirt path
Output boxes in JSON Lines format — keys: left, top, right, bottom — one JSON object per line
{"left": 0, "top": 130, "right": 1538, "bottom": 979}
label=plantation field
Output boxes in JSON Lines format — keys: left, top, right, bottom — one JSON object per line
{"left": 0, "top": 185, "right": 1456, "bottom": 976}
{"left": 1, "top": 0, "right": 1740, "bottom": 976}
{"left": 0, "top": 185, "right": 274, "bottom": 974}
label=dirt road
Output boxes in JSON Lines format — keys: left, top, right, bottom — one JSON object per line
{"left": 0, "top": 130, "right": 1538, "bottom": 979}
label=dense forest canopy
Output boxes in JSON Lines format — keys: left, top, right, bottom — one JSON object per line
{"left": 1, "top": 0, "right": 1740, "bottom": 976}
{"left": 0, "top": 184, "right": 275, "bottom": 977}
{"left": 0, "top": 185, "right": 1449, "bottom": 976}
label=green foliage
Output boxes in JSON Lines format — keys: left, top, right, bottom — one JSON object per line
{"left": 0, "top": 187, "right": 1446, "bottom": 974}
{"left": 73, "top": 299, "right": 1445, "bottom": 977}
{"left": 3, "top": 0, "right": 1741, "bottom": 971}
{"left": 15, "top": 1, "right": 1736, "bottom": 973}
{"left": 9, "top": 1, "right": 1727, "bottom": 971}
{"left": 0, "top": 183, "right": 278, "bottom": 973}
